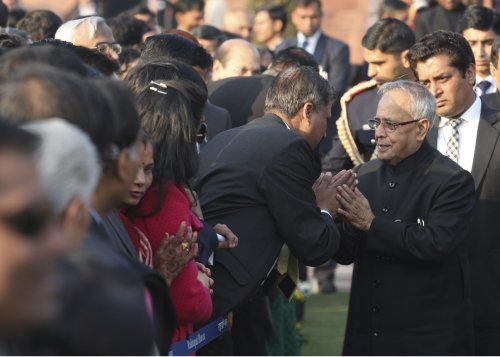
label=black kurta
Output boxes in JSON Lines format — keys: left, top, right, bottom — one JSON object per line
{"left": 336, "top": 140, "right": 476, "bottom": 355}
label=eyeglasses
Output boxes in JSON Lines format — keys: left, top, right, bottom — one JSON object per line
{"left": 196, "top": 122, "right": 207, "bottom": 144}
{"left": 94, "top": 42, "right": 122, "bottom": 55}
{"left": 368, "top": 118, "right": 420, "bottom": 132}
{"left": 1, "top": 200, "right": 54, "bottom": 238}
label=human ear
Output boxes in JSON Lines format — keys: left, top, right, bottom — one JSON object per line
{"left": 417, "top": 118, "right": 430, "bottom": 141}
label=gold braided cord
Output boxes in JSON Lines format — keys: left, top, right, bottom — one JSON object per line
{"left": 336, "top": 80, "right": 377, "bottom": 166}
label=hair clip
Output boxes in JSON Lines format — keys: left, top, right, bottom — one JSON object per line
{"left": 149, "top": 80, "right": 168, "bottom": 95}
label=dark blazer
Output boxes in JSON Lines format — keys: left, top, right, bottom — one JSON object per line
{"left": 103, "top": 209, "right": 138, "bottom": 261}
{"left": 85, "top": 217, "right": 176, "bottom": 355}
{"left": 427, "top": 103, "right": 500, "bottom": 355}
{"left": 208, "top": 75, "right": 275, "bottom": 128}
{"left": 414, "top": 4, "right": 466, "bottom": 40}
{"left": 195, "top": 114, "right": 341, "bottom": 317}
{"left": 481, "top": 91, "right": 500, "bottom": 110}
{"left": 203, "top": 102, "right": 232, "bottom": 139}
{"left": 276, "top": 32, "right": 350, "bottom": 95}
{"left": 336, "top": 141, "right": 476, "bottom": 355}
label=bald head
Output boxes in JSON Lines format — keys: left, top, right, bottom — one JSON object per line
{"left": 212, "top": 39, "right": 260, "bottom": 80}
{"left": 222, "top": 9, "right": 252, "bottom": 41}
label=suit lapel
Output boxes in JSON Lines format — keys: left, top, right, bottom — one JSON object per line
{"left": 471, "top": 107, "right": 500, "bottom": 190}
{"left": 314, "top": 33, "right": 326, "bottom": 64}
{"left": 106, "top": 210, "right": 139, "bottom": 259}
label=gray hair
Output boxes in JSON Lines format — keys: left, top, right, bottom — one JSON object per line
{"left": 264, "top": 66, "right": 336, "bottom": 118}
{"left": 55, "top": 16, "right": 106, "bottom": 44}
{"left": 23, "top": 118, "right": 101, "bottom": 216}
{"left": 378, "top": 80, "right": 436, "bottom": 126}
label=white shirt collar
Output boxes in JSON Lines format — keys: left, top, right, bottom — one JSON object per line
{"left": 297, "top": 30, "right": 322, "bottom": 54}
{"left": 439, "top": 96, "right": 481, "bottom": 128}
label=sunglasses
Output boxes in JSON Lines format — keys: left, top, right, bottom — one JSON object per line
{"left": 1, "top": 200, "right": 54, "bottom": 238}
{"left": 196, "top": 123, "right": 207, "bottom": 144}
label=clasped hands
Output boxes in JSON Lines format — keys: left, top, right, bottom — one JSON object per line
{"left": 313, "top": 169, "right": 374, "bottom": 232}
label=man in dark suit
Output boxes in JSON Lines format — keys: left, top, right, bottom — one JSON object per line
{"left": 409, "top": 30, "right": 500, "bottom": 355}
{"left": 196, "top": 66, "right": 354, "bottom": 354}
{"left": 483, "top": 37, "right": 500, "bottom": 109}
{"left": 335, "top": 79, "right": 476, "bottom": 355}
{"left": 276, "top": 0, "right": 350, "bottom": 96}
{"left": 414, "top": 0, "right": 465, "bottom": 40}
{"left": 458, "top": 5, "right": 500, "bottom": 97}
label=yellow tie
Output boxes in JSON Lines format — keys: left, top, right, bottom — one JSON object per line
{"left": 276, "top": 244, "right": 299, "bottom": 300}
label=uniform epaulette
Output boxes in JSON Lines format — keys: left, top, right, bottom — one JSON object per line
{"left": 336, "top": 80, "right": 378, "bottom": 167}
{"left": 341, "top": 80, "right": 378, "bottom": 104}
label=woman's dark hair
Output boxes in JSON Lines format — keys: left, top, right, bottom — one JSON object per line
{"left": 133, "top": 60, "right": 207, "bottom": 217}
{"left": 125, "top": 58, "right": 206, "bottom": 95}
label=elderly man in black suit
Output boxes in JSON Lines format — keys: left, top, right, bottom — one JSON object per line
{"left": 335, "top": 79, "right": 476, "bottom": 355}
{"left": 196, "top": 66, "right": 355, "bottom": 354}
{"left": 277, "top": 0, "right": 350, "bottom": 96}
{"left": 409, "top": 30, "right": 500, "bottom": 355}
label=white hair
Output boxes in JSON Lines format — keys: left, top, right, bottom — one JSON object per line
{"left": 55, "top": 16, "right": 106, "bottom": 44}
{"left": 23, "top": 119, "right": 101, "bottom": 216}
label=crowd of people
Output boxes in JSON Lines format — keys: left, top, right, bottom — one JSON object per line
{"left": 0, "top": 0, "right": 499, "bottom": 355}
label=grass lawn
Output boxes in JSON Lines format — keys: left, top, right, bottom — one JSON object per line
{"left": 299, "top": 292, "right": 350, "bottom": 356}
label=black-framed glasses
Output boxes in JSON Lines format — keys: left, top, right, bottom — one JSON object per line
{"left": 368, "top": 118, "right": 420, "bottom": 132}
{"left": 94, "top": 42, "right": 122, "bottom": 55}
{"left": 196, "top": 122, "right": 207, "bottom": 144}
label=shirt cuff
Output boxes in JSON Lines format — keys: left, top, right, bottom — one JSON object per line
{"left": 321, "top": 209, "right": 333, "bottom": 219}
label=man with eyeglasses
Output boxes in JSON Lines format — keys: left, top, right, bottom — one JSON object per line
{"left": 334, "top": 80, "right": 476, "bottom": 355}
{"left": 55, "top": 16, "right": 122, "bottom": 62}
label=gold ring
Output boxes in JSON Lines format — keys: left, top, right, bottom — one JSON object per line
{"left": 181, "top": 242, "right": 190, "bottom": 251}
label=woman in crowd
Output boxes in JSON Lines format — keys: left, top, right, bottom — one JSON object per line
{"left": 129, "top": 61, "right": 213, "bottom": 345}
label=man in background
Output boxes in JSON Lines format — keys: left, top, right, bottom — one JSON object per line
{"left": 458, "top": 5, "right": 500, "bottom": 96}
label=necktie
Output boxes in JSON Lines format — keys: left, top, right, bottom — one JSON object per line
{"left": 276, "top": 244, "right": 298, "bottom": 300}
{"left": 477, "top": 80, "right": 492, "bottom": 95}
{"left": 301, "top": 39, "right": 309, "bottom": 50}
{"left": 445, "top": 118, "right": 463, "bottom": 163}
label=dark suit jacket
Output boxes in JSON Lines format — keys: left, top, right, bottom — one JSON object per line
{"left": 276, "top": 32, "right": 350, "bottom": 95}
{"left": 336, "top": 141, "right": 476, "bottom": 355}
{"left": 103, "top": 209, "right": 138, "bottom": 261}
{"left": 85, "top": 217, "right": 176, "bottom": 355}
{"left": 208, "top": 74, "right": 341, "bottom": 156}
{"left": 428, "top": 103, "right": 500, "bottom": 354}
{"left": 481, "top": 91, "right": 500, "bottom": 110}
{"left": 195, "top": 114, "right": 341, "bottom": 317}
{"left": 208, "top": 75, "right": 275, "bottom": 128}
{"left": 414, "top": 4, "right": 466, "bottom": 40}
{"left": 203, "top": 102, "right": 232, "bottom": 140}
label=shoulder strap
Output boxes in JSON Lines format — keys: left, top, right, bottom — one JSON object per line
{"left": 336, "top": 80, "right": 377, "bottom": 166}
